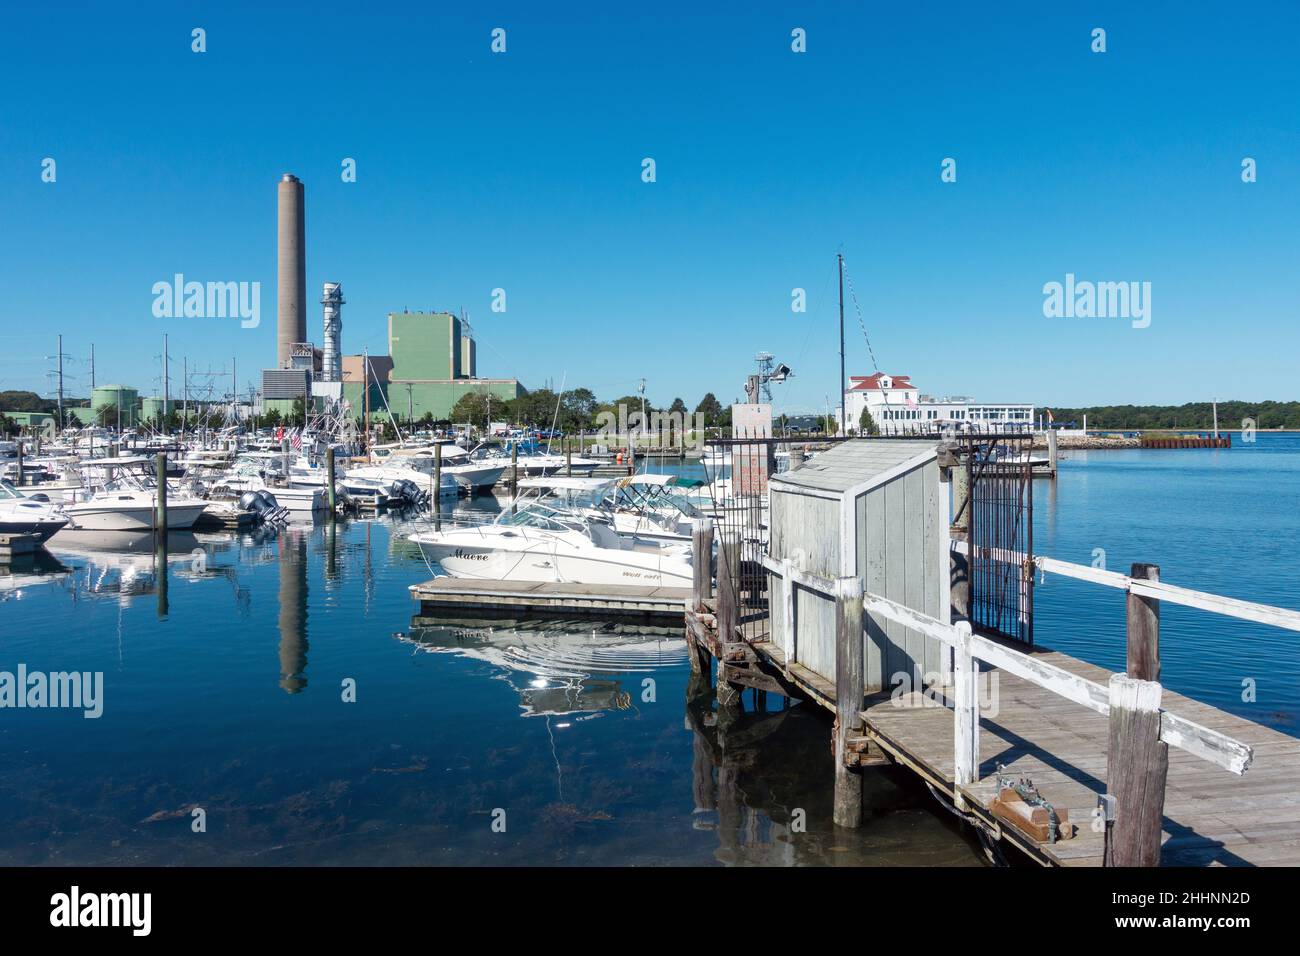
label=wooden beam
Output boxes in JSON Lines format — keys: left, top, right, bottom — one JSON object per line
{"left": 1104, "top": 674, "right": 1169, "bottom": 866}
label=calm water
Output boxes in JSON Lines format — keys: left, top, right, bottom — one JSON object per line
{"left": 0, "top": 497, "right": 978, "bottom": 866}
{"left": 1034, "top": 431, "right": 1300, "bottom": 734}
{"left": 1, "top": 435, "right": 1295, "bottom": 865}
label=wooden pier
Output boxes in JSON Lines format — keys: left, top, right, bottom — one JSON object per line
{"left": 410, "top": 577, "right": 689, "bottom": 623}
{"left": 684, "top": 535, "right": 1300, "bottom": 866}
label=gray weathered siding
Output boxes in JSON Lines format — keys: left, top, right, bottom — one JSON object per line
{"left": 770, "top": 456, "right": 944, "bottom": 695}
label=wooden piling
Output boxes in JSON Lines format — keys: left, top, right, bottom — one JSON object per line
{"left": 1127, "top": 563, "right": 1160, "bottom": 681}
{"left": 1046, "top": 427, "right": 1059, "bottom": 476}
{"left": 714, "top": 532, "right": 742, "bottom": 710}
{"left": 691, "top": 517, "right": 714, "bottom": 613}
{"left": 14, "top": 441, "right": 23, "bottom": 487}
{"left": 565, "top": 439, "right": 572, "bottom": 477}
{"left": 155, "top": 453, "right": 168, "bottom": 535}
{"left": 833, "top": 575, "right": 865, "bottom": 827}
{"left": 1104, "top": 674, "right": 1169, "bottom": 866}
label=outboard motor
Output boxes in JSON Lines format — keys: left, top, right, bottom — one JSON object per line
{"left": 238, "top": 490, "right": 288, "bottom": 525}
{"left": 255, "top": 490, "right": 290, "bottom": 523}
{"left": 400, "top": 478, "right": 427, "bottom": 506}
{"left": 333, "top": 482, "right": 353, "bottom": 511}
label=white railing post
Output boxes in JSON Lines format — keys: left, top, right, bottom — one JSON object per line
{"left": 953, "top": 620, "right": 979, "bottom": 800}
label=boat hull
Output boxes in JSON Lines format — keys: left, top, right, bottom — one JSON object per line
{"left": 433, "top": 544, "right": 692, "bottom": 588}
{"left": 0, "top": 515, "right": 69, "bottom": 543}
{"left": 63, "top": 501, "right": 208, "bottom": 531}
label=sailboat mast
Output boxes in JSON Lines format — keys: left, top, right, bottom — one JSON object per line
{"left": 838, "top": 253, "right": 845, "bottom": 434}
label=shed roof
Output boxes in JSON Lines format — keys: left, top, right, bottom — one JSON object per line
{"left": 771, "top": 439, "right": 936, "bottom": 494}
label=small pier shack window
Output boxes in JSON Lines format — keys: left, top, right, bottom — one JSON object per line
{"left": 768, "top": 440, "right": 948, "bottom": 694}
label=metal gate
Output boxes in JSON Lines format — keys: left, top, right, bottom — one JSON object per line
{"left": 966, "top": 437, "right": 1035, "bottom": 645}
{"left": 704, "top": 436, "right": 776, "bottom": 645}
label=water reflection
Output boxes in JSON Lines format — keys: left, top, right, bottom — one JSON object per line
{"left": 404, "top": 615, "right": 983, "bottom": 866}
{"left": 277, "top": 528, "right": 309, "bottom": 693}
{"left": 6, "top": 508, "right": 987, "bottom": 865}
{"left": 0, "top": 549, "right": 71, "bottom": 601}
{"left": 402, "top": 620, "right": 685, "bottom": 718}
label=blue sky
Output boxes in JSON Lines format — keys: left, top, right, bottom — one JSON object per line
{"left": 2, "top": 1, "right": 1297, "bottom": 415}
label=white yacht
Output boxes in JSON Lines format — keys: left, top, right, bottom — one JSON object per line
{"left": 0, "top": 479, "right": 69, "bottom": 541}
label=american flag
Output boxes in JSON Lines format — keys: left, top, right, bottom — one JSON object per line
{"left": 291, "top": 428, "right": 303, "bottom": 450}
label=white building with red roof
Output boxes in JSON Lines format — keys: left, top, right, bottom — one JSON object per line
{"left": 843, "top": 373, "right": 1034, "bottom": 434}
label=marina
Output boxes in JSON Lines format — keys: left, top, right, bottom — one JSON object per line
{"left": 2, "top": 429, "right": 1298, "bottom": 871}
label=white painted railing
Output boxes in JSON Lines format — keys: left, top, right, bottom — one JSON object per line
{"left": 762, "top": 555, "right": 1254, "bottom": 786}
{"left": 958, "top": 540, "right": 1300, "bottom": 633}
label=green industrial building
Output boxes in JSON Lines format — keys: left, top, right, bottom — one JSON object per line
{"left": 338, "top": 311, "right": 522, "bottom": 422}
{"left": 90, "top": 385, "right": 140, "bottom": 427}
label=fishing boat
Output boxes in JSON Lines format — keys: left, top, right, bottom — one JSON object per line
{"left": 61, "top": 457, "right": 209, "bottom": 531}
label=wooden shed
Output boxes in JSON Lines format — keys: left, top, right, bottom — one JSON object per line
{"left": 767, "top": 439, "right": 948, "bottom": 693}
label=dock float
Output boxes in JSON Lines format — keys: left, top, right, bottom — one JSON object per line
{"left": 410, "top": 578, "right": 689, "bottom": 623}
{"left": 0, "top": 533, "right": 38, "bottom": 558}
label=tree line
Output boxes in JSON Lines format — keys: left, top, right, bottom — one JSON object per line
{"left": 1046, "top": 401, "right": 1300, "bottom": 430}
{"left": 444, "top": 388, "right": 730, "bottom": 433}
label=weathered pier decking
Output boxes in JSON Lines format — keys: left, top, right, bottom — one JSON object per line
{"left": 411, "top": 577, "right": 690, "bottom": 622}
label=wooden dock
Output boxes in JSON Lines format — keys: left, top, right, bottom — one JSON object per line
{"left": 686, "top": 593, "right": 1300, "bottom": 866}
{"left": 410, "top": 577, "right": 689, "bottom": 622}
{"left": 677, "top": 475, "right": 1300, "bottom": 869}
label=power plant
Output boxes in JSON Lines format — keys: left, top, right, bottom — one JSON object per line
{"left": 276, "top": 173, "right": 307, "bottom": 367}
{"left": 258, "top": 171, "right": 520, "bottom": 421}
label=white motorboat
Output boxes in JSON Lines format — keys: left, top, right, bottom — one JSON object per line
{"left": 0, "top": 479, "right": 69, "bottom": 542}
{"left": 61, "top": 457, "right": 208, "bottom": 531}
{"left": 408, "top": 497, "right": 693, "bottom": 587}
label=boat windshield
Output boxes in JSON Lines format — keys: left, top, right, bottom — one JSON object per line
{"left": 497, "top": 502, "right": 588, "bottom": 533}
{"left": 0, "top": 479, "right": 24, "bottom": 500}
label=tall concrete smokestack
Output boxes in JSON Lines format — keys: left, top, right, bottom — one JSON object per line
{"left": 321, "top": 282, "right": 344, "bottom": 382}
{"left": 277, "top": 173, "right": 306, "bottom": 367}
